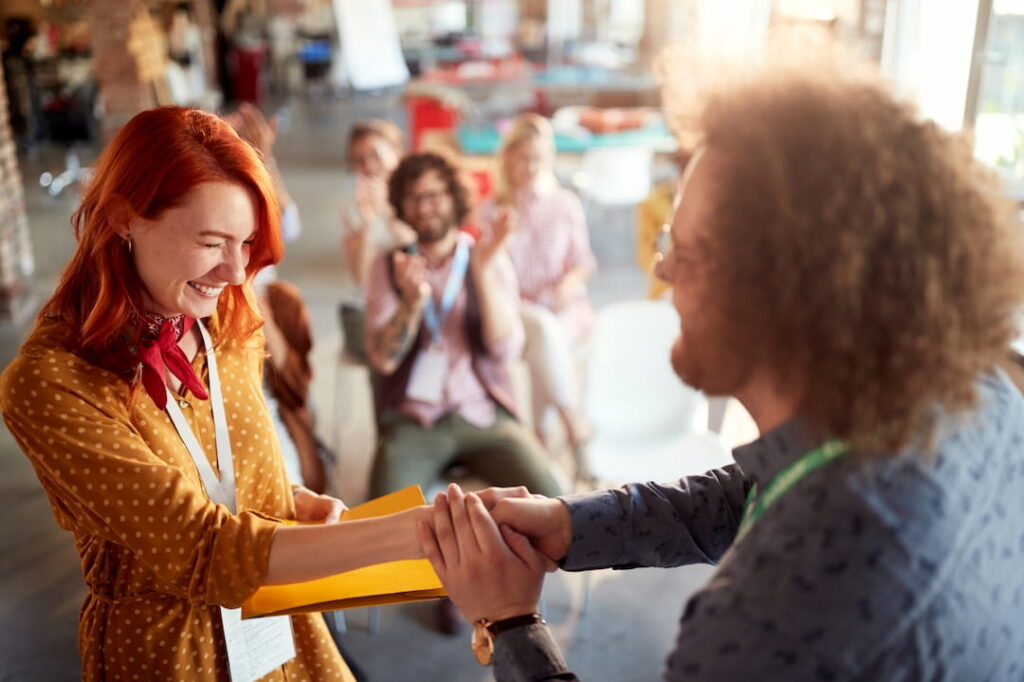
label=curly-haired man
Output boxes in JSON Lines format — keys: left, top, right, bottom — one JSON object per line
{"left": 364, "top": 152, "right": 563, "bottom": 634}
{"left": 420, "top": 54, "right": 1024, "bottom": 679}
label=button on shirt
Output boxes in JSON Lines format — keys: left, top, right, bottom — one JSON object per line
{"left": 495, "top": 370, "right": 1024, "bottom": 680}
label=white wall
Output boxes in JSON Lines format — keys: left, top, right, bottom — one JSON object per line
{"left": 695, "top": 0, "right": 772, "bottom": 58}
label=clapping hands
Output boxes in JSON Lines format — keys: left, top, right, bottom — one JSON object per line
{"left": 355, "top": 175, "right": 390, "bottom": 225}
{"left": 391, "top": 248, "right": 431, "bottom": 305}
{"left": 473, "top": 205, "right": 518, "bottom": 270}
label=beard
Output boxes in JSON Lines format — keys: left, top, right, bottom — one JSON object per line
{"left": 670, "top": 335, "right": 703, "bottom": 390}
{"left": 413, "top": 216, "right": 455, "bottom": 244}
{"left": 670, "top": 332, "right": 747, "bottom": 398}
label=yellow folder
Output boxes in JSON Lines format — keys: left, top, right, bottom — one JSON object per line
{"left": 242, "top": 486, "right": 446, "bottom": 619}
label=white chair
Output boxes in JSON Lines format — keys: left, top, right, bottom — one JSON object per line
{"left": 580, "top": 300, "right": 734, "bottom": 487}
{"left": 329, "top": 347, "right": 373, "bottom": 459}
{"left": 574, "top": 300, "right": 734, "bottom": 613}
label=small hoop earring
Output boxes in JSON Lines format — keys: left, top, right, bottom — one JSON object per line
{"left": 125, "top": 237, "right": 133, "bottom": 253}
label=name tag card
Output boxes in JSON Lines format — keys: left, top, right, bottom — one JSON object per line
{"left": 221, "top": 607, "right": 296, "bottom": 682}
{"left": 407, "top": 347, "right": 449, "bottom": 404}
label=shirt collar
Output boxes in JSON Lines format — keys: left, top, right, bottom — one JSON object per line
{"left": 516, "top": 180, "right": 555, "bottom": 204}
{"left": 731, "top": 418, "right": 823, "bottom": 487}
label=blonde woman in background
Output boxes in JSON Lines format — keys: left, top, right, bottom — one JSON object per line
{"left": 478, "top": 113, "right": 596, "bottom": 460}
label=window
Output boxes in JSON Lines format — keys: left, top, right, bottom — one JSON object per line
{"left": 972, "top": 0, "right": 1024, "bottom": 200}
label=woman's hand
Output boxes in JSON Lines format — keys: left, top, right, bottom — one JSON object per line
{"left": 292, "top": 486, "right": 347, "bottom": 524}
{"left": 553, "top": 267, "right": 586, "bottom": 311}
{"left": 418, "top": 484, "right": 547, "bottom": 624}
{"left": 355, "top": 175, "right": 389, "bottom": 225}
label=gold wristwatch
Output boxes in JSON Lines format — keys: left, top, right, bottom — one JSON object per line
{"left": 472, "top": 613, "right": 546, "bottom": 666}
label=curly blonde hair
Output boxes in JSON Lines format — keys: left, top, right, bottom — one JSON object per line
{"left": 663, "top": 50, "right": 1024, "bottom": 454}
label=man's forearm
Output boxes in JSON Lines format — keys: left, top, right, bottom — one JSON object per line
{"left": 493, "top": 624, "right": 578, "bottom": 681}
{"left": 368, "top": 299, "right": 425, "bottom": 374}
{"left": 561, "top": 464, "right": 751, "bottom": 572}
{"left": 472, "top": 262, "right": 516, "bottom": 347}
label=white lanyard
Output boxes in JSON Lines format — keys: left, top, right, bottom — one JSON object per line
{"left": 161, "top": 319, "right": 296, "bottom": 681}
{"left": 422, "top": 237, "right": 470, "bottom": 344}
{"left": 164, "top": 319, "right": 237, "bottom": 513}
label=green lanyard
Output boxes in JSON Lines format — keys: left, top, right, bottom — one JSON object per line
{"left": 736, "top": 439, "right": 849, "bottom": 541}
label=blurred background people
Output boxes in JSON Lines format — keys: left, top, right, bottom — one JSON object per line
{"left": 365, "top": 151, "right": 563, "bottom": 634}
{"left": 339, "top": 119, "right": 412, "bottom": 362}
{"left": 478, "top": 113, "right": 596, "bottom": 460}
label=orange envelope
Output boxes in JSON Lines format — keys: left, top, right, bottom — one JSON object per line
{"left": 242, "top": 486, "right": 446, "bottom": 619}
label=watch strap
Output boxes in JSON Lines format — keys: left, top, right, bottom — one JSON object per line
{"left": 486, "top": 613, "right": 546, "bottom": 639}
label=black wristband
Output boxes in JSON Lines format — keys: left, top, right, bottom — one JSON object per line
{"left": 486, "top": 613, "right": 546, "bottom": 639}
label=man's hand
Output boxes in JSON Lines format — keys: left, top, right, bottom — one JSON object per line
{"left": 474, "top": 205, "right": 517, "bottom": 269}
{"left": 292, "top": 486, "right": 347, "bottom": 524}
{"left": 489, "top": 495, "right": 573, "bottom": 564}
{"left": 474, "top": 485, "right": 533, "bottom": 508}
{"left": 391, "top": 250, "right": 430, "bottom": 305}
{"left": 418, "top": 484, "right": 546, "bottom": 624}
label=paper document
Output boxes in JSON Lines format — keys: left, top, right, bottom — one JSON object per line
{"left": 242, "top": 486, "right": 446, "bottom": 619}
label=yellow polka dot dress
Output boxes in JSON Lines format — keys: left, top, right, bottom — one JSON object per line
{"left": 0, "top": 316, "right": 354, "bottom": 681}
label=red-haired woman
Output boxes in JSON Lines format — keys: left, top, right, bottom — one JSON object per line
{"left": 0, "top": 107, "right": 427, "bottom": 681}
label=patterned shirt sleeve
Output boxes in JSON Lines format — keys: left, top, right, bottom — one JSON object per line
{"left": 492, "top": 466, "right": 749, "bottom": 681}
{"left": 561, "top": 464, "right": 751, "bottom": 571}
{"left": 494, "top": 624, "right": 577, "bottom": 681}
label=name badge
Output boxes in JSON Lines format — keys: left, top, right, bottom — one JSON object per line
{"left": 221, "top": 607, "right": 296, "bottom": 682}
{"left": 407, "top": 346, "right": 449, "bottom": 404}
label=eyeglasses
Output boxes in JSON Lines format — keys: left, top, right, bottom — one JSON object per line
{"left": 654, "top": 222, "right": 700, "bottom": 280}
{"left": 403, "top": 188, "right": 450, "bottom": 208}
{"left": 653, "top": 222, "right": 672, "bottom": 265}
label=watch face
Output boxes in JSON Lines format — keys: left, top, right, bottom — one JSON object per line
{"left": 471, "top": 623, "right": 494, "bottom": 666}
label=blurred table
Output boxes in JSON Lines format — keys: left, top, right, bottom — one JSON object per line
{"left": 533, "top": 65, "right": 660, "bottom": 110}
{"left": 457, "top": 118, "right": 677, "bottom": 156}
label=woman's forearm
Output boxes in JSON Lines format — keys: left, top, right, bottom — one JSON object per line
{"left": 263, "top": 505, "right": 429, "bottom": 585}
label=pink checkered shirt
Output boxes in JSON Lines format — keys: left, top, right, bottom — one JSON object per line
{"left": 479, "top": 186, "right": 597, "bottom": 339}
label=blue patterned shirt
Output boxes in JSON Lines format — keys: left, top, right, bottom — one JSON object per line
{"left": 495, "top": 371, "right": 1024, "bottom": 681}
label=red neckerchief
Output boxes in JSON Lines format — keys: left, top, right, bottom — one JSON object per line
{"left": 136, "top": 312, "right": 210, "bottom": 409}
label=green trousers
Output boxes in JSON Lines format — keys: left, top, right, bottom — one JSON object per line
{"left": 370, "top": 408, "right": 563, "bottom": 499}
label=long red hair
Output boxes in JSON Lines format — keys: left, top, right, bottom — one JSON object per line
{"left": 43, "top": 106, "right": 282, "bottom": 363}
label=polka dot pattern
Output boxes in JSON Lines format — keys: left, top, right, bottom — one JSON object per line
{"left": 1, "top": 317, "right": 353, "bottom": 681}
